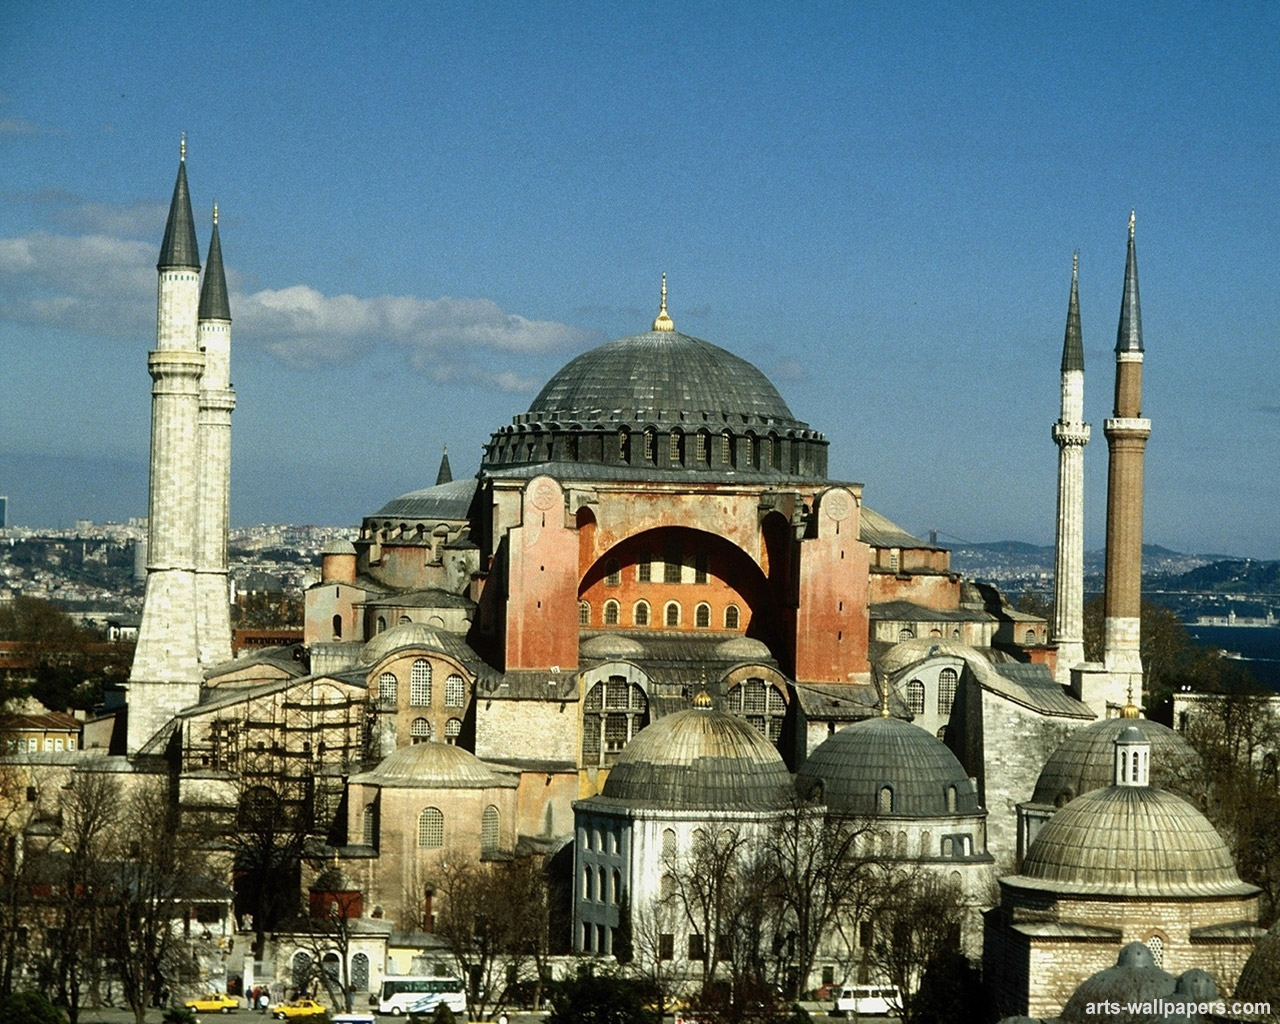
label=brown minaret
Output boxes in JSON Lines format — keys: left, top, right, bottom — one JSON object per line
{"left": 1101, "top": 211, "right": 1150, "bottom": 708}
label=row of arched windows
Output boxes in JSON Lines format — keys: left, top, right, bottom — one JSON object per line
{"left": 411, "top": 804, "right": 502, "bottom": 852}
{"left": 582, "top": 864, "right": 624, "bottom": 904}
{"left": 582, "top": 600, "right": 741, "bottom": 630}
{"left": 409, "top": 717, "right": 463, "bottom": 744}
{"left": 605, "top": 552, "right": 711, "bottom": 585}
{"left": 377, "top": 661, "right": 469, "bottom": 709}
{"left": 903, "top": 668, "right": 959, "bottom": 717}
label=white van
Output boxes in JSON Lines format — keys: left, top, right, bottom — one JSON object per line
{"left": 832, "top": 984, "right": 900, "bottom": 1017}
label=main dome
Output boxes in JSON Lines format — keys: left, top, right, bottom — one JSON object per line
{"left": 529, "top": 330, "right": 800, "bottom": 427}
{"left": 483, "top": 316, "right": 828, "bottom": 480}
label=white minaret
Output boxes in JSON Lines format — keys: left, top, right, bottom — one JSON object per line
{"left": 1051, "top": 253, "right": 1089, "bottom": 682}
{"left": 128, "top": 137, "right": 207, "bottom": 754}
{"left": 195, "top": 203, "right": 235, "bottom": 667}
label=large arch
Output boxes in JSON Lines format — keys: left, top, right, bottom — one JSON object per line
{"left": 577, "top": 526, "right": 785, "bottom": 654}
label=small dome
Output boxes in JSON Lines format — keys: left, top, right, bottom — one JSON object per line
{"left": 1235, "top": 916, "right": 1280, "bottom": 1003}
{"left": 798, "top": 716, "right": 980, "bottom": 817}
{"left": 528, "top": 330, "right": 801, "bottom": 428}
{"left": 359, "top": 622, "right": 448, "bottom": 666}
{"left": 600, "top": 707, "right": 794, "bottom": 810}
{"left": 349, "top": 742, "right": 516, "bottom": 790}
{"left": 580, "top": 634, "right": 648, "bottom": 660}
{"left": 322, "top": 539, "right": 356, "bottom": 555}
{"left": 1058, "top": 943, "right": 1176, "bottom": 1022}
{"left": 716, "top": 636, "right": 772, "bottom": 660}
{"left": 1016, "top": 786, "right": 1254, "bottom": 897}
{"left": 1031, "top": 717, "right": 1201, "bottom": 807}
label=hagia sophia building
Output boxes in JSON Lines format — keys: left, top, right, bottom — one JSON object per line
{"left": 60, "top": 143, "right": 1273, "bottom": 1015}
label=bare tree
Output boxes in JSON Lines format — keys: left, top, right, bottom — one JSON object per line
{"left": 627, "top": 893, "right": 684, "bottom": 1014}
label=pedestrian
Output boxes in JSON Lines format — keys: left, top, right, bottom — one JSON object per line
{"left": 258, "top": 987, "right": 271, "bottom": 1014}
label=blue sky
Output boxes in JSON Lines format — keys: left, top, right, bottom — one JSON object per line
{"left": 2, "top": 2, "right": 1278, "bottom": 558}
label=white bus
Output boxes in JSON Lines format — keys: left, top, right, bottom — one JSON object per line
{"left": 832, "top": 984, "right": 900, "bottom": 1017}
{"left": 376, "top": 976, "right": 466, "bottom": 1016}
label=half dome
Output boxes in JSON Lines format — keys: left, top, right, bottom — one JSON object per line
{"left": 798, "top": 716, "right": 979, "bottom": 817}
{"left": 600, "top": 707, "right": 794, "bottom": 811}
{"left": 349, "top": 742, "right": 516, "bottom": 790}
{"left": 359, "top": 622, "right": 448, "bottom": 666}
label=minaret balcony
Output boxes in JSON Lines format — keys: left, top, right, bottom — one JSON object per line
{"left": 1051, "top": 423, "right": 1090, "bottom": 446}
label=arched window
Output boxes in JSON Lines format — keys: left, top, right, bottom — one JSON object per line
{"left": 695, "top": 603, "right": 711, "bottom": 628}
{"left": 445, "top": 718, "right": 462, "bottom": 744}
{"left": 417, "top": 807, "right": 444, "bottom": 848}
{"left": 332, "top": 614, "right": 342, "bottom": 639}
{"left": 728, "top": 679, "right": 787, "bottom": 741}
{"left": 291, "top": 951, "right": 312, "bottom": 992}
{"left": 362, "top": 804, "right": 376, "bottom": 846}
{"left": 744, "top": 434, "right": 755, "bottom": 467}
{"left": 583, "top": 866, "right": 594, "bottom": 900}
{"left": 400, "top": 614, "right": 412, "bottom": 625}
{"left": 660, "top": 873, "right": 675, "bottom": 900}
{"left": 669, "top": 431, "right": 682, "bottom": 464}
{"left": 579, "top": 601, "right": 591, "bottom": 626}
{"left": 351, "top": 952, "right": 369, "bottom": 992}
{"left": 662, "top": 828, "right": 677, "bottom": 859}
{"left": 878, "top": 786, "right": 893, "bottom": 813}
{"left": 617, "top": 428, "right": 630, "bottom": 462}
{"left": 643, "top": 428, "right": 656, "bottom": 463}
{"left": 378, "top": 672, "right": 398, "bottom": 709}
{"left": 720, "top": 431, "right": 732, "bottom": 465}
{"left": 663, "top": 548, "right": 681, "bottom": 583}
{"left": 896, "top": 831, "right": 908, "bottom": 856}
{"left": 1025, "top": 628, "right": 1037, "bottom": 645}
{"left": 695, "top": 431, "right": 708, "bottom": 464}
{"left": 612, "top": 868, "right": 622, "bottom": 903}
{"left": 445, "top": 674, "right": 466, "bottom": 708}
{"left": 769, "top": 433, "right": 781, "bottom": 469}
{"left": 638, "top": 553, "right": 653, "bottom": 583}
{"left": 942, "top": 836, "right": 954, "bottom": 856}
{"left": 947, "top": 786, "right": 957, "bottom": 813}
{"left": 898, "top": 627, "right": 914, "bottom": 641}
{"left": 1146, "top": 934, "right": 1165, "bottom": 967}
{"left": 581, "top": 676, "right": 649, "bottom": 766}
{"left": 604, "top": 600, "right": 620, "bottom": 626}
{"left": 906, "top": 679, "right": 925, "bottom": 715}
{"left": 322, "top": 952, "right": 340, "bottom": 984}
{"left": 664, "top": 602, "right": 681, "bottom": 627}
{"left": 410, "top": 718, "right": 432, "bottom": 743}
{"left": 481, "top": 805, "right": 500, "bottom": 853}
{"left": 410, "top": 659, "right": 432, "bottom": 706}
{"left": 376, "top": 616, "right": 386, "bottom": 633}
{"left": 634, "top": 601, "right": 650, "bottom": 627}
{"left": 724, "top": 605, "right": 740, "bottom": 630}
{"left": 605, "top": 559, "right": 621, "bottom": 586}
{"left": 938, "top": 668, "right": 958, "bottom": 715}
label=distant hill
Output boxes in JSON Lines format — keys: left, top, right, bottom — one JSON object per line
{"left": 1156, "top": 558, "right": 1280, "bottom": 594}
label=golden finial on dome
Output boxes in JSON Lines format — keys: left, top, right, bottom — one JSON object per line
{"left": 652, "top": 272, "right": 675, "bottom": 332}
{"left": 180, "top": 133, "right": 186, "bottom": 162}
{"left": 212, "top": 202, "right": 218, "bottom": 226}
{"left": 880, "top": 675, "right": 891, "bottom": 718}
{"left": 1120, "top": 683, "right": 1141, "bottom": 719}
{"left": 693, "top": 690, "right": 713, "bottom": 709}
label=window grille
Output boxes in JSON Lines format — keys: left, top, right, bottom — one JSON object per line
{"left": 604, "top": 601, "right": 620, "bottom": 626}
{"left": 378, "top": 672, "right": 398, "bottom": 708}
{"left": 634, "top": 601, "right": 650, "bottom": 626}
{"left": 720, "top": 433, "right": 732, "bottom": 464}
{"left": 725, "top": 605, "right": 740, "bottom": 629}
{"left": 445, "top": 718, "right": 462, "bottom": 743}
{"left": 579, "top": 601, "right": 590, "bottom": 625}
{"left": 410, "top": 718, "right": 431, "bottom": 743}
{"left": 410, "top": 659, "right": 431, "bottom": 705}
{"left": 665, "top": 602, "right": 680, "bottom": 627}
{"left": 481, "top": 805, "right": 500, "bottom": 852}
{"left": 605, "top": 560, "right": 621, "bottom": 586}
{"left": 417, "top": 807, "right": 444, "bottom": 848}
{"left": 445, "top": 675, "right": 466, "bottom": 708}
{"left": 907, "top": 680, "right": 925, "bottom": 715}
{"left": 938, "top": 668, "right": 958, "bottom": 715}
{"left": 695, "top": 603, "right": 710, "bottom": 628}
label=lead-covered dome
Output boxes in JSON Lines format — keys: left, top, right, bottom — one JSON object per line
{"left": 1014, "top": 785, "right": 1255, "bottom": 898}
{"left": 798, "top": 716, "right": 980, "bottom": 817}
{"left": 1235, "top": 917, "right": 1280, "bottom": 1004}
{"left": 1031, "top": 717, "right": 1201, "bottom": 807}
{"left": 349, "top": 741, "right": 516, "bottom": 790}
{"left": 598, "top": 706, "right": 794, "bottom": 810}
{"left": 483, "top": 311, "right": 828, "bottom": 480}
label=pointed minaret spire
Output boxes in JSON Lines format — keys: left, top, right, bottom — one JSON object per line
{"left": 158, "top": 136, "right": 200, "bottom": 271}
{"left": 1116, "top": 211, "right": 1143, "bottom": 354}
{"left": 1052, "top": 252, "right": 1090, "bottom": 685}
{"left": 436, "top": 445, "right": 453, "bottom": 486}
{"left": 652, "top": 272, "right": 675, "bottom": 332}
{"left": 198, "top": 203, "right": 231, "bottom": 321}
{"left": 1100, "top": 210, "right": 1151, "bottom": 714}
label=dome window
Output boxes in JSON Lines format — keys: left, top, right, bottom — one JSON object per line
{"left": 695, "top": 603, "right": 711, "bottom": 629}
{"left": 643, "top": 428, "right": 656, "bottom": 463}
{"left": 878, "top": 786, "right": 894, "bottom": 814}
{"left": 724, "top": 605, "right": 740, "bottom": 630}
{"left": 604, "top": 600, "right": 620, "bottom": 626}
{"left": 665, "top": 602, "right": 681, "bottom": 627}
{"left": 695, "top": 431, "right": 710, "bottom": 465}
{"left": 720, "top": 431, "right": 733, "bottom": 465}
{"left": 634, "top": 601, "right": 651, "bottom": 627}
{"left": 638, "top": 552, "right": 653, "bottom": 582}
{"left": 669, "top": 431, "right": 683, "bottom": 465}
{"left": 744, "top": 434, "right": 755, "bottom": 467}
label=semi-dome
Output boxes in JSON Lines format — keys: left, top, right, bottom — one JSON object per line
{"left": 1014, "top": 785, "right": 1255, "bottom": 898}
{"left": 798, "top": 716, "right": 980, "bottom": 817}
{"left": 358, "top": 622, "right": 449, "bottom": 666}
{"left": 349, "top": 742, "right": 516, "bottom": 790}
{"left": 599, "top": 706, "right": 794, "bottom": 810}
{"left": 374, "top": 476, "right": 477, "bottom": 520}
{"left": 716, "top": 636, "right": 773, "bottom": 660}
{"left": 580, "top": 634, "right": 648, "bottom": 660}
{"left": 1031, "top": 717, "right": 1201, "bottom": 807}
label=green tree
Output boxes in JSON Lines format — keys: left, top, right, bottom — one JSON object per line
{"left": 0, "top": 991, "right": 68, "bottom": 1024}
{"left": 546, "top": 973, "right": 655, "bottom": 1024}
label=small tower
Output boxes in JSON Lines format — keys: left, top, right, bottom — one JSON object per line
{"left": 195, "top": 202, "right": 235, "bottom": 667}
{"left": 1113, "top": 725, "right": 1150, "bottom": 787}
{"left": 1101, "top": 213, "right": 1151, "bottom": 710}
{"left": 1051, "top": 253, "right": 1090, "bottom": 682}
{"left": 128, "top": 137, "right": 207, "bottom": 753}
{"left": 435, "top": 445, "right": 453, "bottom": 486}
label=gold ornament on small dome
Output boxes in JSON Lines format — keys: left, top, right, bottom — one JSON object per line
{"left": 652, "top": 273, "right": 675, "bottom": 332}
{"left": 693, "top": 690, "right": 713, "bottom": 709}
{"left": 1120, "top": 684, "right": 1141, "bottom": 719}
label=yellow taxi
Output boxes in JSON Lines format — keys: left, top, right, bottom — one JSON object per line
{"left": 270, "top": 998, "right": 328, "bottom": 1018}
{"left": 184, "top": 992, "right": 240, "bottom": 1013}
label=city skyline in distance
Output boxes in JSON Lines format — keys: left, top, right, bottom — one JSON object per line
{"left": 2, "top": 4, "right": 1278, "bottom": 558}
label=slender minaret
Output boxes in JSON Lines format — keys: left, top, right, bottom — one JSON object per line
{"left": 128, "top": 137, "right": 207, "bottom": 754}
{"left": 1051, "top": 253, "right": 1090, "bottom": 682}
{"left": 1101, "top": 212, "right": 1150, "bottom": 708}
{"left": 195, "top": 202, "right": 235, "bottom": 667}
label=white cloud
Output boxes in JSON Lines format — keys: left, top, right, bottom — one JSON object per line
{"left": 0, "top": 117, "right": 39, "bottom": 135}
{"left": 0, "top": 229, "right": 597, "bottom": 390}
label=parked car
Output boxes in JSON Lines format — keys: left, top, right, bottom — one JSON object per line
{"left": 185, "top": 992, "right": 240, "bottom": 1013}
{"left": 270, "top": 998, "right": 328, "bottom": 1019}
